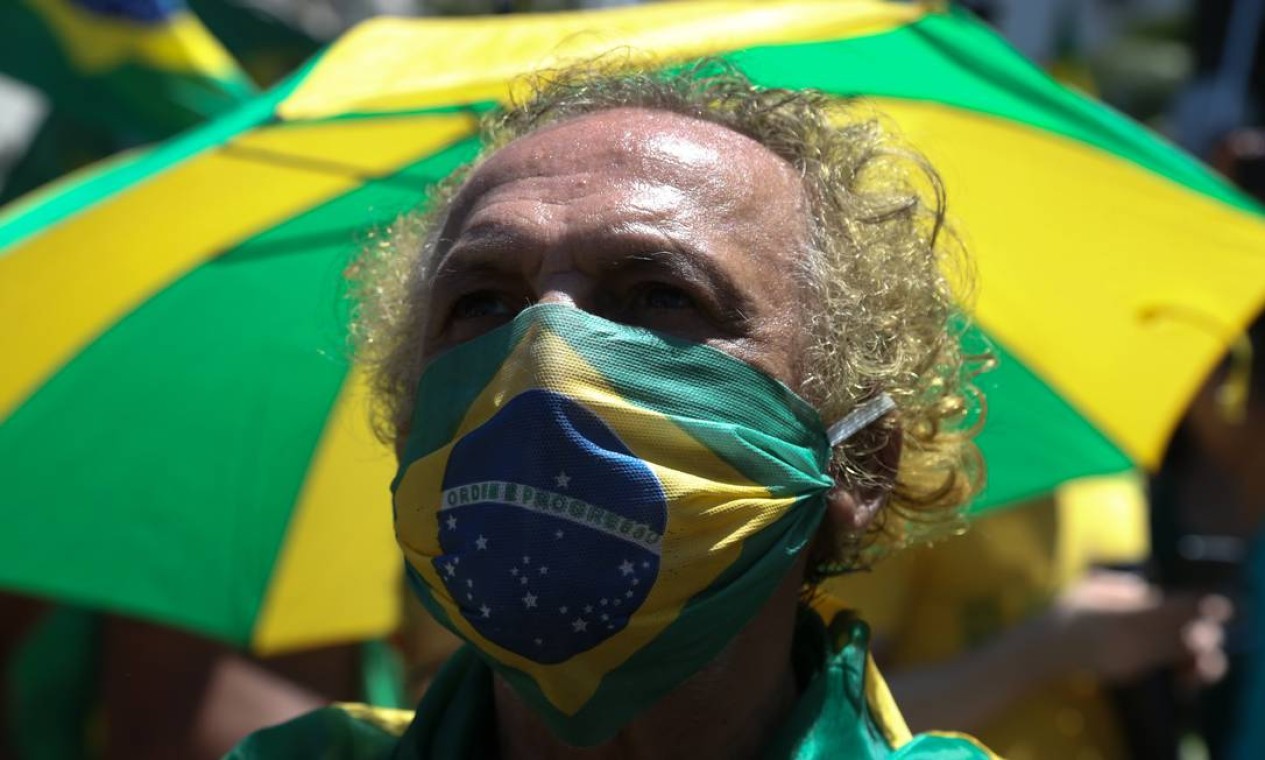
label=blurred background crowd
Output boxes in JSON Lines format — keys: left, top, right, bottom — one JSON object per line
{"left": 0, "top": 1, "right": 1262, "bottom": 759}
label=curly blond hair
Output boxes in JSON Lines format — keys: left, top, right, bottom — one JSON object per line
{"left": 349, "top": 60, "right": 986, "bottom": 575}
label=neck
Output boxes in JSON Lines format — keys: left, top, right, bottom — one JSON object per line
{"left": 494, "top": 565, "right": 805, "bottom": 760}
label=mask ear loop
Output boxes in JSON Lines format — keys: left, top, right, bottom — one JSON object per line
{"left": 812, "top": 394, "right": 897, "bottom": 582}
{"left": 826, "top": 393, "right": 896, "bottom": 446}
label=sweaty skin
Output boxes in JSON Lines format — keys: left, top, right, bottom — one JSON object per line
{"left": 424, "top": 108, "right": 811, "bottom": 383}
{"left": 414, "top": 108, "right": 850, "bottom": 760}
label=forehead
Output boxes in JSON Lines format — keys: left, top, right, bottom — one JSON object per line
{"left": 489, "top": 107, "right": 774, "bottom": 172}
{"left": 446, "top": 107, "right": 807, "bottom": 240}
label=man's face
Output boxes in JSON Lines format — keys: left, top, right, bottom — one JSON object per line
{"left": 421, "top": 107, "right": 812, "bottom": 390}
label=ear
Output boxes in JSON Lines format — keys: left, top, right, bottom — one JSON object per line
{"left": 824, "top": 427, "right": 905, "bottom": 538}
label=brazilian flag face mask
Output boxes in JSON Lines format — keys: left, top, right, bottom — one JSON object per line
{"left": 392, "top": 304, "right": 892, "bottom": 745}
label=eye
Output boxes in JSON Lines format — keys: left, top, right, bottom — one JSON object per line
{"left": 631, "top": 283, "right": 696, "bottom": 311}
{"left": 450, "top": 291, "right": 511, "bottom": 320}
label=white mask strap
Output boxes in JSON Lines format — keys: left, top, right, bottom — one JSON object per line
{"left": 826, "top": 393, "right": 896, "bottom": 446}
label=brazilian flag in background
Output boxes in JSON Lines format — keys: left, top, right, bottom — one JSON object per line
{"left": 0, "top": 0, "right": 256, "bottom": 201}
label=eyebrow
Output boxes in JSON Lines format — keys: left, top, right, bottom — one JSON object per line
{"left": 429, "top": 218, "right": 760, "bottom": 331}
{"left": 429, "top": 221, "right": 531, "bottom": 282}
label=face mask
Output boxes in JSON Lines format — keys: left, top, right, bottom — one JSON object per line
{"left": 393, "top": 304, "right": 892, "bottom": 745}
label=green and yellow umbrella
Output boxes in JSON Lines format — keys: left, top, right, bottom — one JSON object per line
{"left": 2, "top": 0, "right": 1263, "bottom": 654}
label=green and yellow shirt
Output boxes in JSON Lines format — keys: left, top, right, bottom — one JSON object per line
{"left": 228, "top": 610, "right": 995, "bottom": 759}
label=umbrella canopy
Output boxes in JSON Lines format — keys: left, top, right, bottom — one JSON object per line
{"left": 2, "top": 0, "right": 1263, "bottom": 654}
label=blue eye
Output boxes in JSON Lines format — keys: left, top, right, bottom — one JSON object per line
{"left": 635, "top": 284, "right": 695, "bottom": 310}
{"left": 451, "top": 291, "right": 511, "bottom": 320}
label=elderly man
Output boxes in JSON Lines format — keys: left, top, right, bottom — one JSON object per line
{"left": 232, "top": 62, "right": 992, "bottom": 759}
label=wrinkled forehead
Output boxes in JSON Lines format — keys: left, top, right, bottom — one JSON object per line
{"left": 444, "top": 107, "right": 808, "bottom": 234}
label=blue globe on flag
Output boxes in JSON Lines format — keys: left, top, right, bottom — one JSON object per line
{"left": 434, "top": 389, "right": 666, "bottom": 663}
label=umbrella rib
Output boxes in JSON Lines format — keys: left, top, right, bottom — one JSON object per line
{"left": 218, "top": 143, "right": 403, "bottom": 184}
